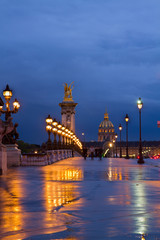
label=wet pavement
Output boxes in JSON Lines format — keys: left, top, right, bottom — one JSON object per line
{"left": 1, "top": 157, "right": 160, "bottom": 239}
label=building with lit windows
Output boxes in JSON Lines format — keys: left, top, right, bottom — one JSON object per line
{"left": 98, "top": 110, "right": 115, "bottom": 142}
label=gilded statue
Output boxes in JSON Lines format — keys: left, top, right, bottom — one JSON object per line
{"left": 63, "top": 82, "right": 74, "bottom": 101}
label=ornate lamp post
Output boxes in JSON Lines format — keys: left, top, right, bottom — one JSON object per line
{"left": 0, "top": 85, "right": 20, "bottom": 121}
{"left": 52, "top": 119, "right": 58, "bottom": 149}
{"left": 0, "top": 97, "right": 4, "bottom": 112}
{"left": 68, "top": 131, "right": 71, "bottom": 147}
{"left": 125, "top": 114, "right": 129, "bottom": 159}
{"left": 57, "top": 122, "right": 62, "bottom": 149}
{"left": 119, "top": 124, "right": 122, "bottom": 158}
{"left": 52, "top": 127, "right": 57, "bottom": 149}
{"left": 112, "top": 139, "right": 115, "bottom": 157}
{"left": 45, "top": 115, "right": 53, "bottom": 150}
{"left": 65, "top": 129, "right": 69, "bottom": 147}
{"left": 57, "top": 129, "right": 62, "bottom": 149}
{"left": 62, "top": 132, "right": 65, "bottom": 148}
{"left": 82, "top": 132, "right": 85, "bottom": 148}
{"left": 137, "top": 98, "right": 144, "bottom": 164}
{"left": 109, "top": 142, "right": 113, "bottom": 157}
{"left": 61, "top": 125, "right": 65, "bottom": 148}
{"left": 115, "top": 133, "right": 118, "bottom": 157}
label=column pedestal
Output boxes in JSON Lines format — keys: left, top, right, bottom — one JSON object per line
{"left": 0, "top": 144, "right": 7, "bottom": 175}
{"left": 5, "top": 144, "right": 21, "bottom": 167}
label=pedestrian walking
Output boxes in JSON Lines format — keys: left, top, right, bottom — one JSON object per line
{"left": 90, "top": 146, "right": 95, "bottom": 160}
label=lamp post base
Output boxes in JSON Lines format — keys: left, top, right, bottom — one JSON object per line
{"left": 126, "top": 156, "right": 130, "bottom": 159}
{"left": 137, "top": 158, "right": 145, "bottom": 164}
{"left": 47, "top": 140, "right": 52, "bottom": 150}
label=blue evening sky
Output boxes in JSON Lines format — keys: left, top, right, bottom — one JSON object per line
{"left": 0, "top": 0, "right": 160, "bottom": 144}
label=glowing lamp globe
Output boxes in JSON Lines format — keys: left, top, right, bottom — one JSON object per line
{"left": 119, "top": 124, "right": 122, "bottom": 131}
{"left": 46, "top": 115, "right": 53, "bottom": 125}
{"left": 52, "top": 127, "right": 57, "bottom": 133}
{"left": 125, "top": 114, "right": 129, "bottom": 122}
{"left": 57, "top": 122, "right": 62, "bottom": 129}
{"left": 3, "top": 84, "right": 12, "bottom": 100}
{"left": 137, "top": 97, "right": 143, "bottom": 110}
{"left": 52, "top": 118, "right": 58, "bottom": 127}
{"left": 13, "top": 98, "right": 20, "bottom": 110}
{"left": 46, "top": 125, "right": 52, "bottom": 132}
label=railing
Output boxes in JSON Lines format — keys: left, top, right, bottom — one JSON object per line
{"left": 21, "top": 149, "right": 73, "bottom": 166}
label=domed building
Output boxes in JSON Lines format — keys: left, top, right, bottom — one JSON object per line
{"left": 98, "top": 110, "right": 115, "bottom": 142}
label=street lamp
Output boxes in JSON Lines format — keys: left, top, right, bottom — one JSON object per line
{"left": 0, "top": 97, "right": 4, "bottom": 111}
{"left": 0, "top": 84, "right": 20, "bottom": 120}
{"left": 52, "top": 127, "right": 57, "bottom": 149}
{"left": 52, "top": 118, "right": 58, "bottom": 127}
{"left": 51, "top": 118, "right": 58, "bottom": 149}
{"left": 125, "top": 114, "right": 129, "bottom": 159}
{"left": 137, "top": 97, "right": 144, "bottom": 164}
{"left": 57, "top": 122, "right": 62, "bottom": 149}
{"left": 57, "top": 129, "right": 62, "bottom": 149}
{"left": 82, "top": 132, "right": 85, "bottom": 148}
{"left": 45, "top": 115, "right": 53, "bottom": 150}
{"left": 109, "top": 142, "right": 113, "bottom": 157}
{"left": 119, "top": 124, "right": 122, "bottom": 158}
{"left": 61, "top": 125, "right": 65, "bottom": 148}
{"left": 115, "top": 133, "right": 118, "bottom": 157}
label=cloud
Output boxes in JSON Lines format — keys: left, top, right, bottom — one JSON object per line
{"left": 0, "top": 0, "right": 160, "bottom": 142}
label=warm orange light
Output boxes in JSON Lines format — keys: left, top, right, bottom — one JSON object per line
{"left": 119, "top": 124, "right": 122, "bottom": 131}
{"left": 46, "top": 125, "right": 52, "bottom": 132}
{"left": 109, "top": 143, "right": 113, "bottom": 148}
{"left": 13, "top": 98, "right": 20, "bottom": 110}
{"left": 52, "top": 118, "right": 58, "bottom": 127}
{"left": 57, "top": 129, "right": 62, "bottom": 135}
{"left": 141, "top": 235, "right": 145, "bottom": 240}
{"left": 52, "top": 127, "right": 57, "bottom": 133}
{"left": 61, "top": 126, "right": 65, "bottom": 131}
{"left": 3, "top": 84, "right": 12, "bottom": 100}
{"left": 125, "top": 114, "right": 129, "bottom": 122}
{"left": 57, "top": 122, "right": 62, "bottom": 129}
{"left": 46, "top": 115, "right": 53, "bottom": 125}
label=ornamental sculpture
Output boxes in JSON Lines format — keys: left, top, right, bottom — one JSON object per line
{"left": 0, "top": 117, "right": 14, "bottom": 144}
{"left": 0, "top": 84, "right": 20, "bottom": 144}
{"left": 63, "top": 82, "right": 74, "bottom": 101}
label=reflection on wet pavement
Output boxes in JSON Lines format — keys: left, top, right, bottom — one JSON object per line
{"left": 1, "top": 157, "right": 160, "bottom": 239}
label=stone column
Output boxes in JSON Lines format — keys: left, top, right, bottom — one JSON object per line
{"left": 59, "top": 102, "right": 77, "bottom": 133}
{"left": 0, "top": 144, "right": 7, "bottom": 174}
{"left": 71, "top": 113, "right": 75, "bottom": 133}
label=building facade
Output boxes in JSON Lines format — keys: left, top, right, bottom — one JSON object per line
{"left": 98, "top": 110, "right": 115, "bottom": 142}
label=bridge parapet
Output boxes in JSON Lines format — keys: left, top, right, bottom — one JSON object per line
{"left": 21, "top": 149, "right": 73, "bottom": 166}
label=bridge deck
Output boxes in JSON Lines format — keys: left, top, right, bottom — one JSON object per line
{"left": 0, "top": 157, "right": 160, "bottom": 239}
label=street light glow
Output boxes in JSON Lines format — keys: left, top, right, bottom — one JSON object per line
{"left": 137, "top": 97, "right": 143, "bottom": 110}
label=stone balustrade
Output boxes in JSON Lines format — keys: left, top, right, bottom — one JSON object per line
{"left": 21, "top": 149, "right": 73, "bottom": 166}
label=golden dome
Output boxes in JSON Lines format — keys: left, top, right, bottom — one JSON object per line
{"left": 99, "top": 109, "right": 114, "bottom": 129}
{"left": 98, "top": 109, "right": 115, "bottom": 142}
{"left": 99, "top": 119, "right": 114, "bottom": 128}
